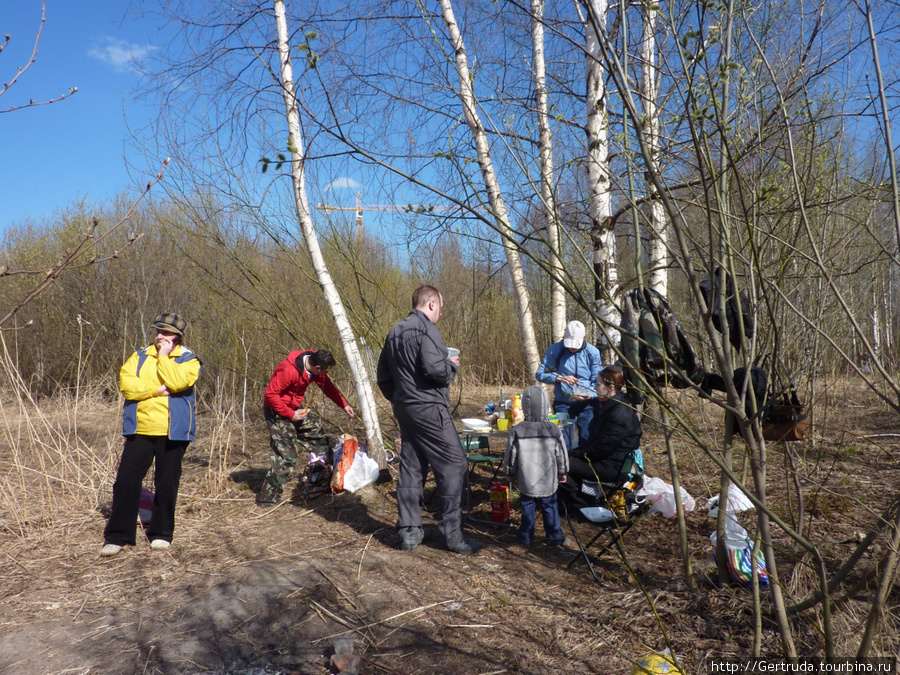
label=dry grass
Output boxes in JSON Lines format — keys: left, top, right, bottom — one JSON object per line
{"left": 0, "top": 376, "right": 899, "bottom": 673}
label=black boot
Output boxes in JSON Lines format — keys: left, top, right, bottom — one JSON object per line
{"left": 447, "top": 538, "right": 483, "bottom": 555}
{"left": 399, "top": 526, "right": 425, "bottom": 551}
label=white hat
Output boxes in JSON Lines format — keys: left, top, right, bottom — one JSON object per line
{"left": 563, "top": 321, "right": 586, "bottom": 349}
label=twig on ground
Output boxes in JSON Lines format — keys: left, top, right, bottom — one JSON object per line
{"left": 358, "top": 533, "right": 374, "bottom": 581}
{"left": 314, "top": 600, "right": 456, "bottom": 642}
{"left": 310, "top": 600, "right": 354, "bottom": 629}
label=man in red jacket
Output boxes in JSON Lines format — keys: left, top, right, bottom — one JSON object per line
{"left": 257, "top": 349, "right": 355, "bottom": 505}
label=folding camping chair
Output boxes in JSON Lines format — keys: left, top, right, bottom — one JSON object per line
{"left": 563, "top": 449, "right": 646, "bottom": 584}
{"left": 461, "top": 434, "right": 504, "bottom": 522}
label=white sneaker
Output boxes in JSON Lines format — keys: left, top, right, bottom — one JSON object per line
{"left": 150, "top": 539, "right": 170, "bottom": 550}
{"left": 100, "top": 544, "right": 123, "bottom": 557}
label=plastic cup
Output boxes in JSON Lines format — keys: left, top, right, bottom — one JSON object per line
{"left": 557, "top": 412, "right": 568, "bottom": 423}
{"left": 496, "top": 418, "right": 509, "bottom": 431}
{"left": 447, "top": 347, "right": 460, "bottom": 358}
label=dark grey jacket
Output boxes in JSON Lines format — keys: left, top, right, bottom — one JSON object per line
{"left": 376, "top": 309, "right": 458, "bottom": 407}
{"left": 503, "top": 385, "right": 569, "bottom": 498}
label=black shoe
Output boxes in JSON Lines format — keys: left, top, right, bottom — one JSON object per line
{"left": 448, "top": 539, "right": 483, "bottom": 555}
{"left": 256, "top": 485, "right": 282, "bottom": 507}
{"left": 255, "top": 497, "right": 282, "bottom": 507}
{"left": 399, "top": 526, "right": 425, "bottom": 551}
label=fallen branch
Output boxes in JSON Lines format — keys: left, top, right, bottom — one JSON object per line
{"left": 313, "top": 600, "right": 456, "bottom": 643}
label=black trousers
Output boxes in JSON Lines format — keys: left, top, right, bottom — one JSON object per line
{"left": 104, "top": 435, "right": 188, "bottom": 546}
{"left": 394, "top": 402, "right": 468, "bottom": 546}
{"left": 568, "top": 455, "right": 621, "bottom": 484}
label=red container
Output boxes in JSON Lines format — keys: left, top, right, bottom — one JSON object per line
{"left": 489, "top": 481, "right": 510, "bottom": 523}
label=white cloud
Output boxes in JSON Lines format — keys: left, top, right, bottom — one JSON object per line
{"left": 88, "top": 37, "right": 157, "bottom": 73}
{"left": 325, "top": 177, "right": 362, "bottom": 191}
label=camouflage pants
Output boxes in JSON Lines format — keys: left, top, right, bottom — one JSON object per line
{"left": 258, "top": 406, "right": 331, "bottom": 503}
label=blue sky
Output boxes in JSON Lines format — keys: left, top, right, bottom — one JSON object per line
{"left": 2, "top": 2, "right": 166, "bottom": 230}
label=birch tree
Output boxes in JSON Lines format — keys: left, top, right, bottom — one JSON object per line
{"left": 437, "top": 0, "right": 541, "bottom": 375}
{"left": 639, "top": 0, "right": 668, "bottom": 297}
{"left": 531, "top": 0, "right": 566, "bottom": 342}
{"left": 580, "top": 0, "right": 620, "bottom": 362}
{"left": 272, "top": 0, "right": 386, "bottom": 468}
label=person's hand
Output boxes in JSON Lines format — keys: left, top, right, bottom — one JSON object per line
{"left": 557, "top": 374, "right": 577, "bottom": 385}
{"left": 449, "top": 355, "right": 460, "bottom": 367}
{"left": 155, "top": 332, "right": 177, "bottom": 356}
{"left": 344, "top": 404, "right": 355, "bottom": 419}
{"left": 157, "top": 385, "right": 171, "bottom": 397}
{"left": 572, "top": 395, "right": 590, "bottom": 401}
{"left": 558, "top": 474, "right": 567, "bottom": 484}
{"left": 291, "top": 408, "right": 308, "bottom": 423}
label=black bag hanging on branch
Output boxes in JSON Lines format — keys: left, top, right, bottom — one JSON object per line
{"left": 620, "top": 287, "right": 704, "bottom": 406}
{"left": 699, "top": 267, "right": 755, "bottom": 352}
{"left": 762, "top": 358, "right": 810, "bottom": 442}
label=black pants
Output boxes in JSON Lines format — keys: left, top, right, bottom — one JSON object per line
{"left": 568, "top": 455, "right": 621, "bottom": 484}
{"left": 394, "top": 402, "right": 468, "bottom": 546}
{"left": 104, "top": 435, "right": 188, "bottom": 546}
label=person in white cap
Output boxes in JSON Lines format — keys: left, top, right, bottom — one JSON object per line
{"left": 535, "top": 320, "right": 604, "bottom": 451}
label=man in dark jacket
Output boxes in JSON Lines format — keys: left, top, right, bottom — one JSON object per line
{"left": 376, "top": 285, "right": 482, "bottom": 555}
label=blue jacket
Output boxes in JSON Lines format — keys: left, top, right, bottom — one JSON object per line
{"left": 535, "top": 340, "right": 603, "bottom": 403}
{"left": 121, "top": 345, "right": 202, "bottom": 441}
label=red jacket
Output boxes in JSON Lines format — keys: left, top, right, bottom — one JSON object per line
{"left": 264, "top": 350, "right": 349, "bottom": 419}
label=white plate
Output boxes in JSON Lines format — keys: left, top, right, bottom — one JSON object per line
{"left": 461, "top": 418, "right": 489, "bottom": 430}
{"left": 580, "top": 506, "right": 615, "bottom": 523}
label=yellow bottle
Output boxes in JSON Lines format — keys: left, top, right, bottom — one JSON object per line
{"left": 609, "top": 490, "right": 627, "bottom": 519}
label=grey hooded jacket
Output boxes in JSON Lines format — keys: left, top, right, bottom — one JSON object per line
{"left": 503, "top": 385, "right": 569, "bottom": 498}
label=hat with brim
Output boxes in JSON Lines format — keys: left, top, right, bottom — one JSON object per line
{"left": 151, "top": 313, "right": 187, "bottom": 337}
{"left": 563, "top": 320, "right": 586, "bottom": 349}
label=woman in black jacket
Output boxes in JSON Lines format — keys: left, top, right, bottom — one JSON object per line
{"left": 567, "top": 367, "right": 642, "bottom": 484}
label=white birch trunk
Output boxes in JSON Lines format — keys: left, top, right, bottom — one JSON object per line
{"left": 873, "top": 271, "right": 881, "bottom": 361}
{"left": 641, "top": 4, "right": 668, "bottom": 298}
{"left": 532, "top": 0, "right": 566, "bottom": 342}
{"left": 273, "top": 0, "right": 386, "bottom": 468}
{"left": 584, "top": 0, "right": 620, "bottom": 361}
{"left": 438, "top": 0, "right": 541, "bottom": 375}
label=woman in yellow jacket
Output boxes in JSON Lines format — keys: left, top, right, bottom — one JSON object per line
{"left": 101, "top": 314, "right": 202, "bottom": 557}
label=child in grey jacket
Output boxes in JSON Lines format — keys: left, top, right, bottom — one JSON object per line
{"left": 503, "top": 385, "right": 569, "bottom": 546}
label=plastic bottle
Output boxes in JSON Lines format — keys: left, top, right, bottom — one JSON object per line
{"left": 512, "top": 395, "right": 525, "bottom": 425}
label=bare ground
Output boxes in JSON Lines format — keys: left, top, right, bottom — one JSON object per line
{"left": 1, "top": 379, "right": 899, "bottom": 674}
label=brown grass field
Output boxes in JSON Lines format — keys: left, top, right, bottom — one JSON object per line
{"left": 0, "top": 378, "right": 898, "bottom": 674}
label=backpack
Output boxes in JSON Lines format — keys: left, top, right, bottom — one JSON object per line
{"left": 299, "top": 460, "right": 332, "bottom": 500}
{"left": 620, "top": 288, "right": 704, "bottom": 405}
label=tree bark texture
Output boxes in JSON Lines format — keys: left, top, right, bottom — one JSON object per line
{"left": 273, "top": 0, "right": 387, "bottom": 468}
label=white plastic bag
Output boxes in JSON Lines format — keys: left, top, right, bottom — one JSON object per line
{"left": 707, "top": 486, "right": 755, "bottom": 517}
{"left": 342, "top": 449, "right": 380, "bottom": 493}
{"left": 709, "top": 510, "right": 750, "bottom": 548}
{"left": 636, "top": 476, "right": 695, "bottom": 518}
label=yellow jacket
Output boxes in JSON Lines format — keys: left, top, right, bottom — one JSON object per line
{"left": 120, "top": 344, "right": 202, "bottom": 440}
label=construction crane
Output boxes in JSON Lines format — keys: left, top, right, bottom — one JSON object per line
{"left": 315, "top": 191, "right": 482, "bottom": 238}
